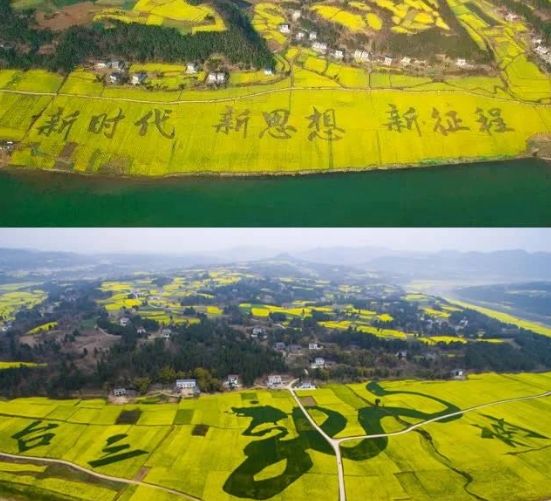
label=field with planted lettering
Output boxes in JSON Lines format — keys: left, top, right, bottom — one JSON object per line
{"left": 1, "top": 77, "right": 549, "bottom": 176}
{"left": 1, "top": 0, "right": 550, "bottom": 176}
{"left": 0, "top": 372, "right": 550, "bottom": 500}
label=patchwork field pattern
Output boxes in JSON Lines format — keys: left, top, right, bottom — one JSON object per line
{"left": 311, "top": 0, "right": 449, "bottom": 34}
{"left": 0, "top": 373, "right": 550, "bottom": 500}
{"left": 97, "top": 271, "right": 248, "bottom": 324}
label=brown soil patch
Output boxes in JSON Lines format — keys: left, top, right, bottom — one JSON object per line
{"left": 299, "top": 395, "right": 317, "bottom": 407}
{"left": 36, "top": 2, "right": 100, "bottom": 31}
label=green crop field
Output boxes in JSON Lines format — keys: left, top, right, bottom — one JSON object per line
{"left": 1, "top": 0, "right": 549, "bottom": 177}
{"left": 0, "top": 372, "right": 550, "bottom": 500}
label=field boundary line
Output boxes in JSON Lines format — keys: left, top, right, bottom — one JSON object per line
{"left": 0, "top": 451, "right": 202, "bottom": 500}
{"left": 1, "top": 85, "right": 550, "bottom": 107}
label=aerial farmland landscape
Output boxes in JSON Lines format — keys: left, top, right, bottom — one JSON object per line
{"left": 0, "top": 0, "right": 550, "bottom": 177}
{"left": 0, "top": 229, "right": 550, "bottom": 501}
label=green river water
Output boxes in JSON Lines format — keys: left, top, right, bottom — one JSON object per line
{"left": 0, "top": 159, "right": 550, "bottom": 226}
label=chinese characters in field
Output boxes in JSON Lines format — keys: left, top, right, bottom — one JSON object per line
{"left": 33, "top": 104, "right": 515, "bottom": 144}
{"left": 384, "top": 104, "right": 514, "bottom": 137}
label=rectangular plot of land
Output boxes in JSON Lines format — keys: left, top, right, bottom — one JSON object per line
{"left": 299, "top": 396, "right": 317, "bottom": 407}
{"left": 191, "top": 424, "right": 209, "bottom": 436}
{"left": 241, "top": 392, "right": 258, "bottom": 401}
{"left": 173, "top": 408, "right": 194, "bottom": 425}
{"left": 116, "top": 408, "right": 142, "bottom": 424}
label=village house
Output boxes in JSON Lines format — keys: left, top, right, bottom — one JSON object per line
{"left": 108, "top": 72, "right": 123, "bottom": 84}
{"left": 264, "top": 67, "right": 274, "bottom": 76}
{"left": 505, "top": 12, "right": 519, "bottom": 22}
{"left": 186, "top": 62, "right": 198, "bottom": 74}
{"left": 109, "top": 60, "right": 125, "bottom": 71}
{"left": 267, "top": 374, "right": 283, "bottom": 388}
{"left": 400, "top": 56, "right": 411, "bottom": 66}
{"left": 383, "top": 56, "right": 393, "bottom": 66}
{"left": 309, "top": 31, "right": 318, "bottom": 41}
{"left": 161, "top": 328, "right": 172, "bottom": 339}
{"left": 333, "top": 49, "right": 344, "bottom": 60}
{"left": 395, "top": 350, "right": 408, "bottom": 360}
{"left": 451, "top": 369, "right": 466, "bottom": 380}
{"left": 308, "top": 343, "right": 321, "bottom": 350}
{"left": 297, "top": 380, "right": 316, "bottom": 390}
{"left": 353, "top": 50, "right": 370, "bottom": 63}
{"left": 0, "top": 140, "right": 15, "bottom": 153}
{"left": 288, "top": 344, "right": 302, "bottom": 354}
{"left": 296, "top": 31, "right": 306, "bottom": 41}
{"left": 175, "top": 379, "right": 199, "bottom": 395}
{"left": 0, "top": 42, "right": 15, "bottom": 51}
{"left": 137, "top": 326, "right": 147, "bottom": 335}
{"left": 119, "top": 317, "right": 130, "bottom": 327}
{"left": 224, "top": 374, "right": 240, "bottom": 389}
{"left": 274, "top": 341, "right": 286, "bottom": 352}
{"left": 279, "top": 23, "right": 291, "bottom": 34}
{"left": 131, "top": 72, "right": 147, "bottom": 86}
{"left": 291, "top": 10, "right": 301, "bottom": 21}
{"left": 312, "top": 42, "right": 328, "bottom": 54}
{"left": 94, "top": 61, "right": 108, "bottom": 70}
{"left": 311, "top": 357, "right": 326, "bottom": 369}
{"left": 251, "top": 326, "right": 264, "bottom": 338}
{"left": 456, "top": 58, "right": 467, "bottom": 68}
{"left": 112, "top": 387, "right": 127, "bottom": 397}
{"left": 206, "top": 72, "right": 227, "bottom": 85}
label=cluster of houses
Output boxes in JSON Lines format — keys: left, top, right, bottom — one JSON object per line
{"left": 277, "top": 12, "right": 481, "bottom": 72}
{"left": 92, "top": 59, "right": 228, "bottom": 87}
{"left": 273, "top": 340, "right": 323, "bottom": 352}
{"left": 532, "top": 36, "right": 551, "bottom": 66}
{"left": 111, "top": 374, "right": 243, "bottom": 400}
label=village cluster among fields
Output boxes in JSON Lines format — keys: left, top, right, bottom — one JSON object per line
{"left": 0, "top": 0, "right": 550, "bottom": 175}
{"left": 2, "top": 258, "right": 551, "bottom": 395}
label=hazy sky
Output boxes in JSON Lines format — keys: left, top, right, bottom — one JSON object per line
{"left": 0, "top": 229, "right": 550, "bottom": 254}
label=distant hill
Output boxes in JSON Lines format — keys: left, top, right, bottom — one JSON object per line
{"left": 1, "top": 246, "right": 550, "bottom": 283}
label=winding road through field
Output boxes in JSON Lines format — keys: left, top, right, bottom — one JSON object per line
{"left": 287, "top": 380, "right": 551, "bottom": 501}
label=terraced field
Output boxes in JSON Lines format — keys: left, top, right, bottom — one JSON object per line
{"left": 0, "top": 372, "right": 550, "bottom": 500}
